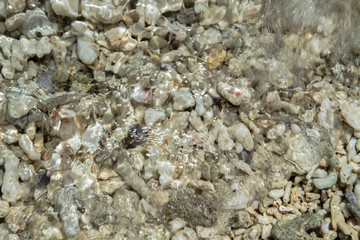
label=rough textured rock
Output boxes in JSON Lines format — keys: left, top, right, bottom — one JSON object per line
{"left": 271, "top": 213, "right": 323, "bottom": 240}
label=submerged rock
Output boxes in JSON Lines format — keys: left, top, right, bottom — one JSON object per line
{"left": 271, "top": 213, "right": 323, "bottom": 240}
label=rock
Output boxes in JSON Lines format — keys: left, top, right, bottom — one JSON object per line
{"left": 81, "top": 0, "right": 122, "bottom": 24}
{"left": 217, "top": 82, "right": 251, "bottom": 106}
{"left": 131, "top": 85, "right": 152, "bottom": 103}
{"left": 199, "top": 5, "right": 226, "bottom": 26}
{"left": 216, "top": 124, "right": 234, "bottom": 151}
{"left": 149, "top": 36, "right": 168, "bottom": 50}
{"left": 283, "top": 134, "right": 319, "bottom": 175}
{"left": 339, "top": 164, "right": 353, "bottom": 184}
{"left": 167, "top": 111, "right": 190, "bottom": 131}
{"left": 223, "top": 191, "right": 249, "bottom": 210}
{"left": 244, "top": 225, "right": 261, "bottom": 240}
{"left": 157, "top": 0, "right": 183, "bottom": 13}
{"left": 317, "top": 97, "right": 334, "bottom": 129}
{"left": 0, "top": 200, "right": 9, "bottom": 218}
{"left": 345, "top": 191, "right": 360, "bottom": 221}
{"left": 228, "top": 123, "right": 254, "bottom": 151}
{"left": 124, "top": 124, "right": 147, "bottom": 148}
{"left": 156, "top": 161, "right": 174, "bottom": 186}
{"left": 5, "top": 12, "right": 26, "bottom": 32}
{"left": 268, "top": 189, "right": 285, "bottom": 200}
{"left": 21, "top": 7, "right": 58, "bottom": 39}
{"left": 71, "top": 21, "right": 97, "bottom": 65}
{"left": 7, "top": 93, "right": 38, "bottom": 118}
{"left": 36, "top": 37, "right": 52, "bottom": 58}
{"left": 340, "top": 101, "right": 360, "bottom": 131}
{"left": 173, "top": 88, "right": 196, "bottom": 111}
{"left": 1, "top": 155, "right": 23, "bottom": 202}
{"left": 194, "top": 28, "right": 222, "bottom": 51}
{"left": 144, "top": 108, "right": 166, "bottom": 126}
{"left": 99, "top": 177, "right": 125, "bottom": 194}
{"left": 25, "top": 121, "right": 36, "bottom": 140}
{"left": 104, "top": 24, "right": 127, "bottom": 48}
{"left": 271, "top": 213, "right": 323, "bottom": 240}
{"left": 36, "top": 170, "right": 50, "bottom": 187}
{"left": 4, "top": 125, "right": 20, "bottom": 144}
{"left": 168, "top": 188, "right": 217, "bottom": 227}
{"left": 81, "top": 123, "right": 103, "bottom": 154}
{"left": 196, "top": 226, "right": 217, "bottom": 238}
{"left": 228, "top": 210, "right": 253, "bottom": 228}
{"left": 18, "top": 134, "right": 41, "bottom": 160}
{"left": 189, "top": 110, "right": 207, "bottom": 133}
{"left": 0, "top": 59, "right": 15, "bottom": 79}
{"left": 50, "top": 0, "right": 78, "bottom": 18}
{"left": 169, "top": 218, "right": 186, "bottom": 233}
{"left": 267, "top": 124, "right": 286, "bottom": 139}
{"left": 313, "top": 172, "right": 338, "bottom": 190}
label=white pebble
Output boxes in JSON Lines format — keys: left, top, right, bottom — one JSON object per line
{"left": 144, "top": 108, "right": 166, "bottom": 126}
{"left": 228, "top": 123, "right": 254, "bottom": 151}
{"left": 268, "top": 189, "right": 285, "bottom": 200}
{"left": 173, "top": 88, "right": 195, "bottom": 111}
{"left": 18, "top": 134, "right": 41, "bottom": 161}
{"left": 267, "top": 124, "right": 286, "bottom": 139}
{"left": 169, "top": 218, "right": 186, "bottom": 233}
{"left": 313, "top": 168, "right": 328, "bottom": 178}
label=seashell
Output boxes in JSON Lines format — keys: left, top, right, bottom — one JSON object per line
{"left": 21, "top": 8, "right": 58, "bottom": 39}
{"left": 81, "top": 0, "right": 122, "bottom": 24}
{"left": 50, "top": 0, "right": 78, "bottom": 18}
{"left": 5, "top": 12, "right": 26, "bottom": 32}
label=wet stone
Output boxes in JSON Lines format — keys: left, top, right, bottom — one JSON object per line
{"left": 168, "top": 188, "right": 218, "bottom": 227}
{"left": 36, "top": 170, "right": 50, "bottom": 187}
{"left": 271, "top": 213, "right": 323, "bottom": 240}
{"left": 124, "top": 124, "right": 147, "bottom": 149}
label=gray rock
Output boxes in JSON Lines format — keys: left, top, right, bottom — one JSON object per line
{"left": 345, "top": 191, "right": 360, "bottom": 221}
{"left": 271, "top": 213, "right": 323, "bottom": 240}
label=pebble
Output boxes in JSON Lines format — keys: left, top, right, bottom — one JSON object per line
{"left": 144, "top": 108, "right": 166, "bottom": 127}
{"left": 18, "top": 134, "right": 41, "bottom": 161}
{"left": 50, "top": 0, "right": 78, "bottom": 18}
{"left": 313, "top": 172, "right": 338, "bottom": 190}
{"left": 268, "top": 189, "right": 285, "bottom": 200}
{"left": 340, "top": 101, "right": 360, "bottom": 131}
{"left": 7, "top": 93, "right": 37, "bottom": 119}
{"left": 0, "top": 200, "right": 10, "bottom": 218}
{"left": 5, "top": 13, "right": 26, "bottom": 32}
{"left": 267, "top": 124, "right": 286, "bottom": 139}
{"left": 228, "top": 123, "right": 254, "bottom": 151}
{"left": 173, "top": 88, "right": 196, "bottom": 111}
